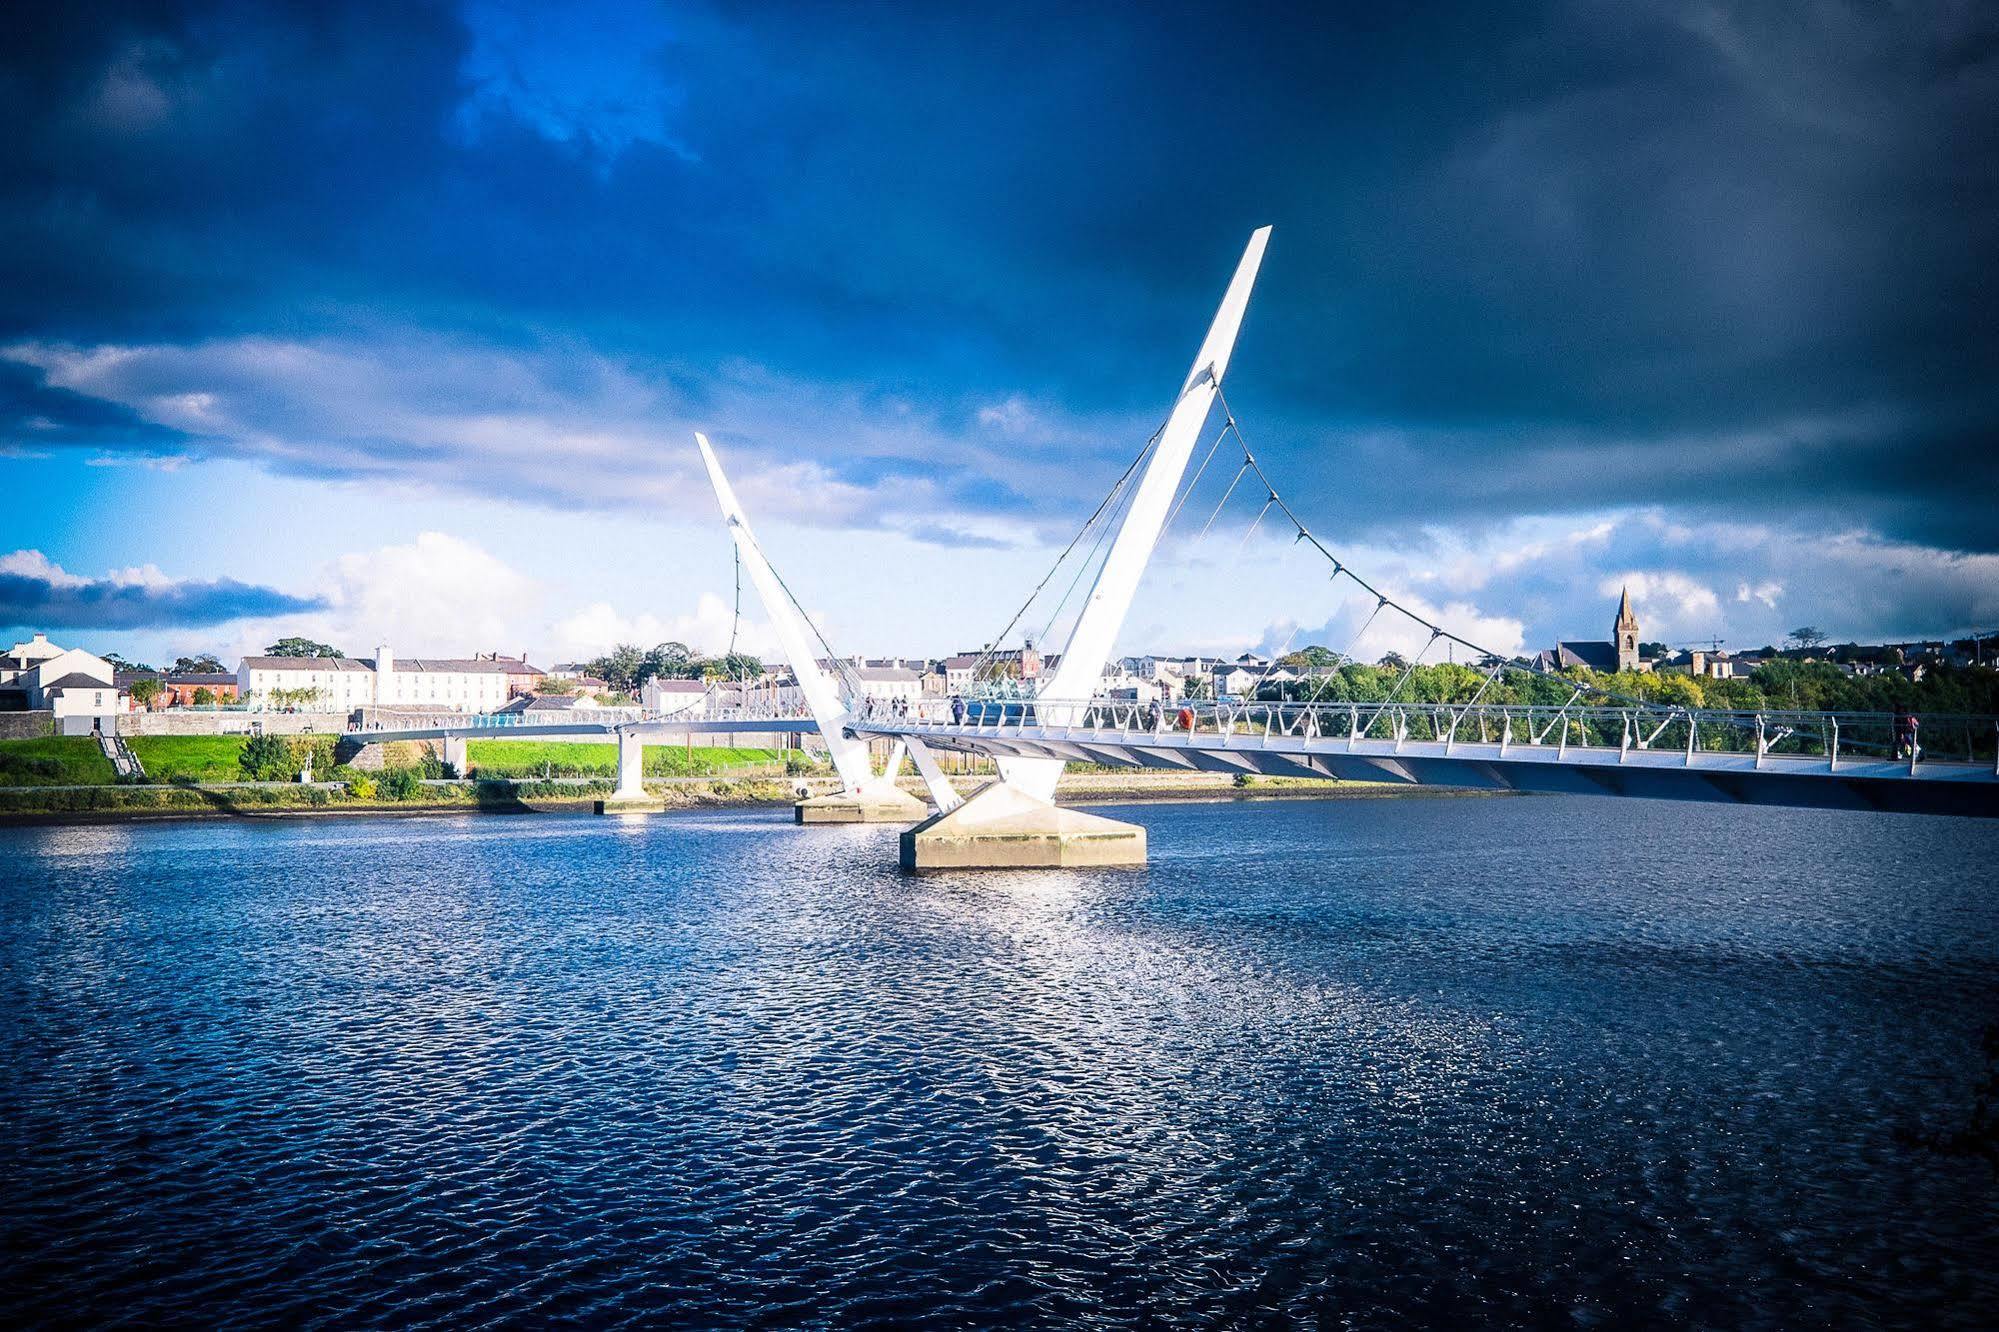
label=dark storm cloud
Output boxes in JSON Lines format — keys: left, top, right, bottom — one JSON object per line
{"left": 0, "top": 360, "right": 193, "bottom": 456}
{"left": 3, "top": 1, "right": 1995, "bottom": 546}
{"left": 0, "top": 561, "right": 325, "bottom": 629}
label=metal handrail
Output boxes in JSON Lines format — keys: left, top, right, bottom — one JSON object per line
{"left": 849, "top": 694, "right": 1998, "bottom": 767}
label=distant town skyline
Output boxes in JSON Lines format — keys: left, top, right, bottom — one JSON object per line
{"left": 6, "top": 3, "right": 1995, "bottom": 669}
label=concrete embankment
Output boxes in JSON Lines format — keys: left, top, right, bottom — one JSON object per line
{"left": 0, "top": 770, "right": 1496, "bottom": 825}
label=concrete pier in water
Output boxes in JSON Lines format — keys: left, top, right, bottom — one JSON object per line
{"left": 900, "top": 782, "right": 1145, "bottom": 870}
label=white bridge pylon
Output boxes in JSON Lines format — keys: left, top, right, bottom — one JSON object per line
{"left": 1003, "top": 226, "right": 1270, "bottom": 802}
{"left": 696, "top": 432, "right": 924, "bottom": 814}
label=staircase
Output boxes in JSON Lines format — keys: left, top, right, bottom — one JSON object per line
{"left": 98, "top": 729, "right": 144, "bottom": 781}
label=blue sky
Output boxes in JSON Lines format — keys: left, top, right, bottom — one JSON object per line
{"left": 4, "top": 0, "right": 1995, "bottom": 668}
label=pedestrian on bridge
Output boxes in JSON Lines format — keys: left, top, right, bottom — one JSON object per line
{"left": 950, "top": 695, "right": 965, "bottom": 726}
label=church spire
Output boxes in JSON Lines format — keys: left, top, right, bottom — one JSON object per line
{"left": 1614, "top": 586, "right": 1640, "bottom": 671}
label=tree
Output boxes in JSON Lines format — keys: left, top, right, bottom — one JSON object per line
{"left": 190, "top": 686, "right": 216, "bottom": 706}
{"left": 706, "top": 652, "right": 763, "bottom": 681}
{"left": 1279, "top": 645, "right": 1340, "bottom": 672}
{"left": 1787, "top": 626, "right": 1829, "bottom": 651}
{"left": 104, "top": 651, "right": 158, "bottom": 673}
{"left": 170, "top": 654, "right": 225, "bottom": 673}
{"left": 239, "top": 733, "right": 295, "bottom": 781}
{"left": 267, "top": 686, "right": 325, "bottom": 709}
{"left": 128, "top": 677, "right": 164, "bottom": 708}
{"left": 642, "top": 641, "right": 695, "bottom": 682}
{"left": 264, "top": 636, "right": 344, "bottom": 658}
{"left": 588, "top": 643, "right": 646, "bottom": 692}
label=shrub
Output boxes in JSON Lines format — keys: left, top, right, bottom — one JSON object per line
{"left": 288, "top": 734, "right": 337, "bottom": 777}
{"left": 377, "top": 766, "right": 422, "bottom": 800}
{"left": 784, "top": 750, "right": 814, "bottom": 775}
{"left": 190, "top": 686, "right": 216, "bottom": 706}
{"left": 239, "top": 733, "right": 295, "bottom": 781}
{"left": 346, "top": 773, "right": 377, "bottom": 799}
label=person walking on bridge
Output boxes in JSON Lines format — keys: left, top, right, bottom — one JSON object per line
{"left": 950, "top": 694, "right": 965, "bottom": 727}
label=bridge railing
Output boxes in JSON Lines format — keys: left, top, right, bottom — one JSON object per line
{"left": 855, "top": 696, "right": 1999, "bottom": 770}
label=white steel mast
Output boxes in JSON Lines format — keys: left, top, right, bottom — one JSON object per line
{"left": 1002, "top": 227, "right": 1271, "bottom": 802}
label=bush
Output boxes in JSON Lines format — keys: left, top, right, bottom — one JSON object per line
{"left": 239, "top": 733, "right": 295, "bottom": 781}
{"left": 289, "top": 735, "right": 337, "bottom": 777}
{"left": 418, "top": 750, "right": 456, "bottom": 780}
{"left": 377, "top": 766, "right": 422, "bottom": 800}
{"left": 346, "top": 773, "right": 377, "bottom": 799}
{"left": 190, "top": 686, "right": 216, "bottom": 706}
{"left": 785, "top": 750, "right": 814, "bottom": 775}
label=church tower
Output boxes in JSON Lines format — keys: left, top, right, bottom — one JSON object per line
{"left": 1613, "top": 587, "right": 1640, "bottom": 672}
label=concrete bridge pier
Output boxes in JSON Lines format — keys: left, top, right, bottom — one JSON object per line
{"left": 595, "top": 727, "right": 665, "bottom": 814}
{"left": 795, "top": 787, "right": 928, "bottom": 824}
{"left": 441, "top": 735, "right": 468, "bottom": 778}
{"left": 900, "top": 781, "right": 1145, "bottom": 870}
{"left": 796, "top": 742, "right": 928, "bottom": 824}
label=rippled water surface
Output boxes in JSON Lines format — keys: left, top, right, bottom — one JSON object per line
{"left": 3, "top": 795, "right": 1996, "bottom": 1328}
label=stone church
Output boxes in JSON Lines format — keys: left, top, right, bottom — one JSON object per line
{"left": 1535, "top": 587, "right": 1645, "bottom": 674}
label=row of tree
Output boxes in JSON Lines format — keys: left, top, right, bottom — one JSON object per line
{"left": 580, "top": 642, "right": 764, "bottom": 695}
{"left": 1254, "top": 652, "right": 1999, "bottom": 717}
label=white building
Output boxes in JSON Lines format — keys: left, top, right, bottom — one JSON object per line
{"left": 2, "top": 631, "right": 65, "bottom": 687}
{"left": 641, "top": 677, "right": 711, "bottom": 717}
{"left": 1212, "top": 664, "right": 1297, "bottom": 698}
{"left": 851, "top": 665, "right": 922, "bottom": 705}
{"left": 237, "top": 644, "right": 513, "bottom": 713}
{"left": 2, "top": 634, "right": 121, "bottom": 726}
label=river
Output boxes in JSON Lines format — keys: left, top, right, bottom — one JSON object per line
{"left": 2, "top": 795, "right": 1995, "bottom": 1327}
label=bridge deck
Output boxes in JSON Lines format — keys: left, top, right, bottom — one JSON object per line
{"left": 854, "top": 718, "right": 1999, "bottom": 819}
{"left": 348, "top": 717, "right": 818, "bottom": 744}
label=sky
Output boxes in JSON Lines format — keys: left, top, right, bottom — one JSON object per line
{"left": 4, "top": 0, "right": 1996, "bottom": 670}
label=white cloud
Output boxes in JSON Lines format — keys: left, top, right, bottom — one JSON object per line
{"left": 0, "top": 333, "right": 1145, "bottom": 544}
{"left": 0, "top": 550, "right": 88, "bottom": 588}
{"left": 976, "top": 395, "right": 1037, "bottom": 434}
{"left": 551, "top": 592, "right": 778, "bottom": 661}
{"left": 1599, "top": 570, "right": 1722, "bottom": 633}
{"left": 1736, "top": 580, "right": 1784, "bottom": 608}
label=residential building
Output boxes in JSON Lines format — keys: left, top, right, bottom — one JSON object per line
{"left": 115, "top": 670, "right": 241, "bottom": 708}
{"left": 2, "top": 635, "right": 121, "bottom": 724}
{"left": 1212, "top": 663, "right": 1298, "bottom": 698}
{"left": 641, "top": 677, "right": 711, "bottom": 716}
{"left": 470, "top": 652, "right": 546, "bottom": 697}
{"left": 1, "top": 631, "right": 65, "bottom": 689}
{"left": 237, "top": 644, "right": 514, "bottom": 713}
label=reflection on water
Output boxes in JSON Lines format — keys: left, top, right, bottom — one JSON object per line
{"left": 1, "top": 796, "right": 1995, "bottom": 1327}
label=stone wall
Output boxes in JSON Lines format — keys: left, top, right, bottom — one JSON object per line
{"left": 118, "top": 710, "right": 352, "bottom": 737}
{"left": 0, "top": 711, "right": 55, "bottom": 740}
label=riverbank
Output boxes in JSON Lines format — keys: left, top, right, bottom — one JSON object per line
{"left": 0, "top": 771, "right": 1499, "bottom": 824}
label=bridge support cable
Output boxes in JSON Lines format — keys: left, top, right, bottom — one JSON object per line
{"left": 696, "top": 432, "right": 919, "bottom": 811}
{"left": 964, "top": 418, "right": 1165, "bottom": 688}
{"left": 1204, "top": 384, "right": 1760, "bottom": 738}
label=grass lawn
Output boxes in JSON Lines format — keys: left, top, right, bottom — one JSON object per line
{"left": 0, "top": 737, "right": 118, "bottom": 786}
{"left": 467, "top": 740, "right": 793, "bottom": 778}
{"left": 127, "top": 735, "right": 249, "bottom": 783}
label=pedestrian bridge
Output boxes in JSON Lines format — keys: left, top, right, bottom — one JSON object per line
{"left": 849, "top": 697, "right": 1999, "bottom": 821}
{"left": 656, "top": 226, "right": 1997, "bottom": 863}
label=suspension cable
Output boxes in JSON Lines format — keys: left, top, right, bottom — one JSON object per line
{"left": 961, "top": 417, "right": 1169, "bottom": 689}
{"left": 1210, "top": 385, "right": 1687, "bottom": 719}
